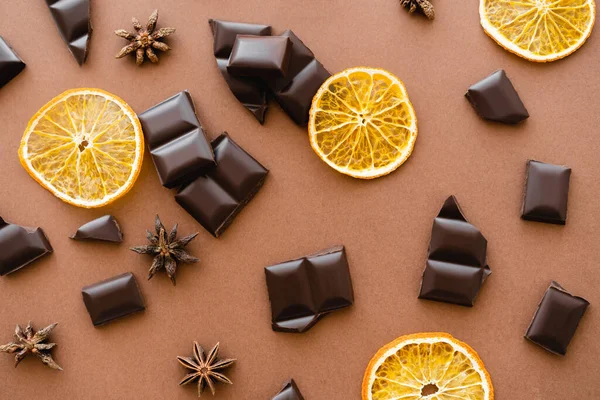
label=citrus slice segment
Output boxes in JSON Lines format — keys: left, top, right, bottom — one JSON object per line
{"left": 362, "top": 332, "right": 494, "bottom": 400}
{"left": 480, "top": 0, "right": 596, "bottom": 62}
{"left": 19, "top": 88, "right": 144, "bottom": 208}
{"left": 308, "top": 67, "right": 417, "bottom": 179}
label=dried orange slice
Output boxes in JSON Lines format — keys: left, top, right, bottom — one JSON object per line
{"left": 308, "top": 67, "right": 417, "bottom": 179}
{"left": 362, "top": 333, "right": 494, "bottom": 400}
{"left": 480, "top": 0, "right": 596, "bottom": 62}
{"left": 19, "top": 88, "right": 144, "bottom": 208}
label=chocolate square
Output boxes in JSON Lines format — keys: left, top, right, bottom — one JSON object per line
{"left": 418, "top": 196, "right": 491, "bottom": 306}
{"left": 465, "top": 69, "right": 529, "bottom": 124}
{"left": 0, "top": 36, "right": 26, "bottom": 89}
{"left": 209, "top": 19, "right": 272, "bottom": 123}
{"left": 175, "top": 133, "right": 268, "bottom": 237}
{"left": 82, "top": 272, "right": 145, "bottom": 326}
{"left": 525, "top": 282, "right": 589, "bottom": 355}
{"left": 272, "top": 379, "right": 305, "bottom": 400}
{"left": 45, "top": 0, "right": 91, "bottom": 65}
{"left": 228, "top": 36, "right": 292, "bottom": 78}
{"left": 264, "top": 246, "right": 354, "bottom": 333}
{"left": 138, "top": 91, "right": 215, "bottom": 188}
{"left": 0, "top": 217, "right": 53, "bottom": 276}
{"left": 521, "top": 160, "right": 571, "bottom": 225}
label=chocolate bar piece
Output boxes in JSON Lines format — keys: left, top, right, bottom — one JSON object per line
{"left": 175, "top": 133, "right": 268, "bottom": 237}
{"left": 138, "top": 91, "right": 215, "bottom": 188}
{"left": 82, "top": 272, "right": 145, "bottom": 326}
{"left": 45, "top": 0, "right": 91, "bottom": 65}
{"left": 266, "top": 30, "right": 330, "bottom": 126}
{"left": 208, "top": 19, "right": 272, "bottom": 123}
{"left": 525, "top": 281, "right": 589, "bottom": 355}
{"left": 228, "top": 36, "right": 292, "bottom": 78}
{"left": 0, "top": 36, "right": 26, "bottom": 89}
{"left": 272, "top": 379, "right": 304, "bottom": 400}
{"left": 70, "top": 215, "right": 123, "bottom": 243}
{"left": 0, "top": 217, "right": 53, "bottom": 276}
{"left": 264, "top": 246, "right": 354, "bottom": 333}
{"left": 465, "top": 69, "right": 529, "bottom": 124}
{"left": 521, "top": 160, "right": 571, "bottom": 225}
{"left": 418, "top": 196, "right": 491, "bottom": 306}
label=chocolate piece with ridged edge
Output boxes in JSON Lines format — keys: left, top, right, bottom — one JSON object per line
{"left": 272, "top": 379, "right": 305, "bottom": 400}
{"left": 70, "top": 215, "right": 123, "bottom": 243}
{"left": 0, "top": 36, "right": 26, "bottom": 89}
{"left": 0, "top": 217, "right": 53, "bottom": 276}
{"left": 45, "top": 0, "right": 92, "bottom": 65}
{"left": 418, "top": 196, "right": 491, "bottom": 306}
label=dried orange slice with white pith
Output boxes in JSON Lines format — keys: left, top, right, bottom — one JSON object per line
{"left": 19, "top": 88, "right": 144, "bottom": 208}
{"left": 480, "top": 0, "right": 596, "bottom": 62}
{"left": 309, "top": 67, "right": 417, "bottom": 179}
{"left": 363, "top": 333, "right": 494, "bottom": 400}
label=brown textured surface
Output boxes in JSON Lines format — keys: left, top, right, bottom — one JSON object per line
{"left": 0, "top": 0, "right": 598, "bottom": 399}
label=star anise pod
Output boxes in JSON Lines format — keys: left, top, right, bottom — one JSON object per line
{"left": 400, "top": 0, "right": 435, "bottom": 20}
{"left": 177, "top": 342, "right": 236, "bottom": 397}
{"left": 0, "top": 322, "right": 62, "bottom": 370}
{"left": 130, "top": 215, "right": 199, "bottom": 286}
{"left": 115, "top": 9, "right": 176, "bottom": 65}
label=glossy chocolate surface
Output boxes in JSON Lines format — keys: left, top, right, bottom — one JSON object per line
{"left": 521, "top": 160, "right": 571, "bottom": 225}
{"left": 70, "top": 215, "right": 123, "bottom": 243}
{"left": 0, "top": 36, "right": 25, "bottom": 89}
{"left": 419, "top": 196, "right": 490, "bottom": 306}
{"left": 81, "top": 272, "right": 145, "bottom": 326}
{"left": 272, "top": 379, "right": 304, "bottom": 400}
{"left": 465, "top": 69, "right": 529, "bottom": 124}
{"left": 228, "top": 36, "right": 292, "bottom": 78}
{"left": 138, "top": 91, "right": 215, "bottom": 188}
{"left": 45, "top": 0, "right": 91, "bottom": 65}
{"left": 0, "top": 217, "right": 53, "bottom": 276}
{"left": 209, "top": 19, "right": 272, "bottom": 123}
{"left": 175, "top": 133, "right": 268, "bottom": 237}
{"left": 266, "top": 30, "right": 330, "bottom": 126}
{"left": 264, "top": 246, "right": 354, "bottom": 333}
{"left": 525, "top": 281, "right": 589, "bottom": 355}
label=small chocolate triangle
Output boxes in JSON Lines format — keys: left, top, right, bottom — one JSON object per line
{"left": 272, "top": 379, "right": 304, "bottom": 400}
{"left": 71, "top": 215, "right": 123, "bottom": 243}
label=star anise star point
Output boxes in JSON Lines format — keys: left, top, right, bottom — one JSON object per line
{"left": 400, "top": 0, "right": 435, "bottom": 20}
{"left": 177, "top": 342, "right": 236, "bottom": 397}
{"left": 115, "top": 9, "right": 176, "bottom": 65}
{"left": 0, "top": 321, "right": 62, "bottom": 370}
{"left": 131, "top": 215, "right": 199, "bottom": 286}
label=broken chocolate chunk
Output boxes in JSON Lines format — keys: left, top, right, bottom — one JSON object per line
{"left": 70, "top": 215, "right": 123, "bottom": 243}
{"left": 0, "top": 36, "right": 26, "bottom": 89}
{"left": 0, "top": 217, "right": 53, "bottom": 276}
{"left": 45, "top": 0, "right": 92, "bottom": 65}
{"left": 272, "top": 379, "right": 304, "bottom": 400}
{"left": 521, "top": 160, "right": 571, "bottom": 225}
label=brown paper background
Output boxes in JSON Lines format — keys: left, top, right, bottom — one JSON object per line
{"left": 0, "top": 0, "right": 598, "bottom": 398}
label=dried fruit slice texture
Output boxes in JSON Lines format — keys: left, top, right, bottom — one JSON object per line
{"left": 362, "top": 332, "right": 494, "bottom": 400}
{"left": 480, "top": 0, "right": 596, "bottom": 62}
{"left": 19, "top": 88, "right": 144, "bottom": 208}
{"left": 309, "top": 67, "right": 417, "bottom": 179}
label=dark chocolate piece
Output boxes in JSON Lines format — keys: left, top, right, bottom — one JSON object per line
{"left": 266, "top": 30, "right": 331, "bottom": 126}
{"left": 0, "top": 217, "right": 53, "bottom": 276}
{"left": 525, "top": 281, "right": 589, "bottom": 355}
{"left": 45, "top": 0, "right": 91, "bottom": 65}
{"left": 81, "top": 272, "right": 145, "bottom": 326}
{"left": 227, "top": 36, "right": 292, "bottom": 78}
{"left": 521, "top": 160, "right": 571, "bottom": 225}
{"left": 264, "top": 246, "right": 354, "bottom": 333}
{"left": 465, "top": 69, "right": 529, "bottom": 124}
{"left": 175, "top": 132, "right": 268, "bottom": 237}
{"left": 418, "top": 196, "right": 491, "bottom": 306}
{"left": 70, "top": 215, "right": 123, "bottom": 243}
{"left": 138, "top": 91, "right": 215, "bottom": 188}
{"left": 272, "top": 379, "right": 304, "bottom": 400}
{"left": 0, "top": 36, "right": 26, "bottom": 89}
{"left": 208, "top": 19, "right": 272, "bottom": 123}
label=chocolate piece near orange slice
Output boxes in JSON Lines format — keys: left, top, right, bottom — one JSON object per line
{"left": 45, "top": 0, "right": 91, "bottom": 65}
{"left": 0, "top": 217, "right": 53, "bottom": 276}
{"left": 466, "top": 70, "right": 529, "bottom": 124}
{"left": 521, "top": 160, "right": 571, "bottom": 225}
{"left": 525, "top": 281, "right": 589, "bottom": 355}
{"left": 70, "top": 215, "right": 122, "bottom": 243}
{"left": 362, "top": 332, "right": 494, "bottom": 399}
{"left": 0, "top": 36, "right": 25, "bottom": 89}
{"left": 272, "top": 379, "right": 304, "bottom": 400}
{"left": 419, "top": 196, "right": 491, "bottom": 306}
